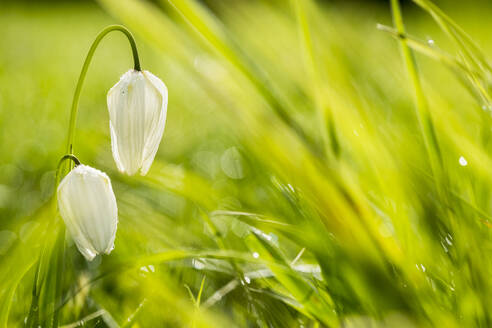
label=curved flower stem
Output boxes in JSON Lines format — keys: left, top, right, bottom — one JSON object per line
{"left": 55, "top": 154, "right": 81, "bottom": 186}
{"left": 48, "top": 25, "right": 140, "bottom": 327}
{"left": 40, "top": 25, "right": 140, "bottom": 328}
{"left": 65, "top": 25, "right": 141, "bottom": 155}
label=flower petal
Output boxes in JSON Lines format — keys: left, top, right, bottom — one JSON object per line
{"left": 140, "top": 70, "right": 168, "bottom": 175}
{"left": 57, "top": 165, "right": 118, "bottom": 261}
{"left": 107, "top": 69, "right": 168, "bottom": 176}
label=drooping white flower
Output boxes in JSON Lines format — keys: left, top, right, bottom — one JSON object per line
{"left": 107, "top": 69, "right": 168, "bottom": 175}
{"left": 57, "top": 164, "right": 118, "bottom": 261}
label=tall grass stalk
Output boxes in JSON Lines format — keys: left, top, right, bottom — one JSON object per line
{"left": 1, "top": 0, "right": 491, "bottom": 326}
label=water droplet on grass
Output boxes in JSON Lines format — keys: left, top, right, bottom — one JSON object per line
{"left": 445, "top": 235, "right": 453, "bottom": 246}
{"left": 192, "top": 258, "right": 205, "bottom": 270}
{"left": 459, "top": 156, "right": 468, "bottom": 166}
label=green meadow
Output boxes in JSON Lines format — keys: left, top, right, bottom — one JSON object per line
{"left": 1, "top": 0, "right": 492, "bottom": 326}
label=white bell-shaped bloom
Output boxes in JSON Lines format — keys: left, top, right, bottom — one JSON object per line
{"left": 57, "top": 165, "right": 118, "bottom": 261}
{"left": 107, "top": 69, "right": 168, "bottom": 175}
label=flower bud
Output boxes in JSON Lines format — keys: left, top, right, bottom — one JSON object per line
{"left": 57, "top": 165, "right": 118, "bottom": 261}
{"left": 107, "top": 69, "right": 168, "bottom": 175}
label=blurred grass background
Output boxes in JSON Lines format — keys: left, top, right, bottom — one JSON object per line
{"left": 1, "top": 0, "right": 492, "bottom": 327}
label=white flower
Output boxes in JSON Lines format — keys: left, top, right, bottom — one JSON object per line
{"left": 107, "top": 69, "right": 168, "bottom": 175}
{"left": 57, "top": 164, "right": 118, "bottom": 261}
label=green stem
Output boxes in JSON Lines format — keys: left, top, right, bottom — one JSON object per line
{"left": 25, "top": 255, "right": 42, "bottom": 328}
{"left": 26, "top": 153, "right": 81, "bottom": 327}
{"left": 292, "top": 0, "right": 339, "bottom": 159}
{"left": 55, "top": 154, "right": 81, "bottom": 186}
{"left": 390, "top": 0, "right": 443, "bottom": 181}
{"left": 51, "top": 227, "right": 66, "bottom": 328}
{"left": 66, "top": 25, "right": 141, "bottom": 155}
{"left": 43, "top": 25, "right": 140, "bottom": 327}
{"left": 51, "top": 154, "right": 81, "bottom": 327}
